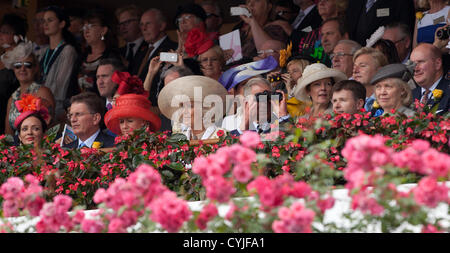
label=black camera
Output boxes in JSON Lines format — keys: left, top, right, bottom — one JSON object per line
{"left": 436, "top": 26, "right": 450, "bottom": 40}
{"left": 269, "top": 74, "right": 282, "bottom": 83}
{"left": 255, "top": 90, "right": 283, "bottom": 102}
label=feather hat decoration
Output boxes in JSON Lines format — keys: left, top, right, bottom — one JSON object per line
{"left": 365, "top": 26, "right": 385, "bottom": 48}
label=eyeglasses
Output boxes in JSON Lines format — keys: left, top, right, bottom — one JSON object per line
{"left": 67, "top": 112, "right": 95, "bottom": 120}
{"left": 199, "top": 57, "right": 220, "bottom": 65}
{"left": 330, "top": 52, "right": 353, "bottom": 59}
{"left": 13, "top": 62, "right": 33, "bottom": 69}
{"left": 176, "top": 15, "right": 195, "bottom": 25}
{"left": 0, "top": 29, "right": 14, "bottom": 35}
{"left": 82, "top": 23, "right": 100, "bottom": 31}
{"left": 391, "top": 37, "right": 406, "bottom": 45}
{"left": 118, "top": 19, "right": 138, "bottom": 28}
{"left": 206, "top": 13, "right": 220, "bottom": 18}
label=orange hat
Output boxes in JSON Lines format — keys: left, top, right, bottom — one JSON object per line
{"left": 104, "top": 94, "right": 161, "bottom": 135}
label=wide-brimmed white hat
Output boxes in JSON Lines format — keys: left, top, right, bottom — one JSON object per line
{"left": 294, "top": 63, "right": 347, "bottom": 102}
{"left": 158, "top": 75, "right": 228, "bottom": 120}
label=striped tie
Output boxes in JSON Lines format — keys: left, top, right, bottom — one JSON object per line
{"left": 78, "top": 142, "right": 87, "bottom": 149}
{"left": 366, "top": 0, "right": 375, "bottom": 12}
{"left": 421, "top": 89, "right": 430, "bottom": 105}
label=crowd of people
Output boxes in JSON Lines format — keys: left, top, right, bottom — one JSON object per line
{"left": 0, "top": 0, "right": 449, "bottom": 150}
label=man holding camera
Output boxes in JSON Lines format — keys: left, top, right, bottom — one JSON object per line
{"left": 229, "top": 77, "right": 289, "bottom": 136}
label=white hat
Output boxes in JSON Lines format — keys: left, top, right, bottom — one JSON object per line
{"left": 294, "top": 63, "right": 347, "bottom": 102}
{"left": 158, "top": 75, "right": 228, "bottom": 120}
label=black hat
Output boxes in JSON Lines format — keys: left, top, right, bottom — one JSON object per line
{"left": 174, "top": 3, "right": 207, "bottom": 28}
{"left": 370, "top": 63, "right": 413, "bottom": 85}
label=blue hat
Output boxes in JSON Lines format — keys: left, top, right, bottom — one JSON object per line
{"left": 218, "top": 56, "right": 278, "bottom": 91}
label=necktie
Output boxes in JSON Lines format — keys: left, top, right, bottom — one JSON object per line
{"left": 137, "top": 45, "right": 154, "bottom": 77}
{"left": 106, "top": 102, "right": 113, "bottom": 111}
{"left": 78, "top": 142, "right": 87, "bottom": 149}
{"left": 291, "top": 10, "right": 305, "bottom": 30}
{"left": 364, "top": 96, "right": 375, "bottom": 112}
{"left": 421, "top": 89, "right": 430, "bottom": 105}
{"left": 126, "top": 43, "right": 136, "bottom": 64}
{"left": 366, "top": 0, "right": 375, "bottom": 12}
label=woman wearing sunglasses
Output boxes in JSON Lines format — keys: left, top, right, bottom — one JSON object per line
{"left": 3, "top": 42, "right": 54, "bottom": 136}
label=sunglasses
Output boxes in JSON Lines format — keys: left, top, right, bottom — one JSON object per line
{"left": 13, "top": 62, "right": 33, "bottom": 69}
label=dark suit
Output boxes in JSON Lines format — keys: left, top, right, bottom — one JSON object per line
{"left": 290, "top": 5, "right": 322, "bottom": 37}
{"left": 120, "top": 39, "right": 148, "bottom": 72}
{"left": 129, "top": 36, "right": 178, "bottom": 107}
{"left": 345, "top": 0, "right": 415, "bottom": 46}
{"left": 63, "top": 130, "right": 116, "bottom": 149}
{"left": 412, "top": 77, "right": 450, "bottom": 115}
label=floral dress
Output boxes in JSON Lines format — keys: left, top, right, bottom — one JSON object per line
{"left": 8, "top": 82, "right": 42, "bottom": 131}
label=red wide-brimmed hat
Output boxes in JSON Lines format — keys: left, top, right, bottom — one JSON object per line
{"left": 104, "top": 94, "right": 161, "bottom": 135}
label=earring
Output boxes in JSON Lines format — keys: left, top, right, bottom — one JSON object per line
{"left": 101, "top": 35, "right": 105, "bottom": 41}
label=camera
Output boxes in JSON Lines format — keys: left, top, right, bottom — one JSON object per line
{"left": 255, "top": 90, "right": 283, "bottom": 102}
{"left": 269, "top": 74, "right": 282, "bottom": 83}
{"left": 436, "top": 26, "right": 450, "bottom": 40}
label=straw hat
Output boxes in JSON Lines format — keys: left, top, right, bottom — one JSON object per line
{"left": 157, "top": 75, "right": 228, "bottom": 120}
{"left": 294, "top": 63, "right": 347, "bottom": 102}
{"left": 104, "top": 94, "right": 161, "bottom": 135}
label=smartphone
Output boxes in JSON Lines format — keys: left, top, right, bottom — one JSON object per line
{"left": 230, "top": 7, "right": 251, "bottom": 17}
{"left": 160, "top": 52, "right": 178, "bottom": 63}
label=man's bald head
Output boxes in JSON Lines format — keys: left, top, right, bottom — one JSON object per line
{"left": 410, "top": 43, "right": 443, "bottom": 88}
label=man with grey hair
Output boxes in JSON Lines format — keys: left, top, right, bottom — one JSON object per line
{"left": 382, "top": 22, "right": 412, "bottom": 64}
{"left": 331, "top": 40, "right": 361, "bottom": 78}
{"left": 226, "top": 77, "right": 289, "bottom": 135}
{"left": 131, "top": 8, "right": 177, "bottom": 107}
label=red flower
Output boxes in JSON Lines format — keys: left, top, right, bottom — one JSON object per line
{"left": 184, "top": 28, "right": 214, "bottom": 57}
{"left": 216, "top": 130, "right": 224, "bottom": 137}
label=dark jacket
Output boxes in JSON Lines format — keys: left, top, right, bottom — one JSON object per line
{"left": 412, "top": 77, "right": 450, "bottom": 115}
{"left": 63, "top": 130, "right": 116, "bottom": 149}
{"left": 119, "top": 39, "right": 148, "bottom": 72}
{"left": 345, "top": 0, "right": 415, "bottom": 46}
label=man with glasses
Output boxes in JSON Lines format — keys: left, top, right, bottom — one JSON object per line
{"left": 200, "top": 1, "right": 223, "bottom": 39}
{"left": 331, "top": 39, "right": 362, "bottom": 78}
{"left": 115, "top": 5, "right": 146, "bottom": 71}
{"left": 63, "top": 92, "right": 115, "bottom": 149}
{"left": 382, "top": 22, "right": 412, "bottom": 64}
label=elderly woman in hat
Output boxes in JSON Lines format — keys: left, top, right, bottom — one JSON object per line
{"left": 294, "top": 63, "right": 347, "bottom": 119}
{"left": 104, "top": 93, "right": 161, "bottom": 137}
{"left": 3, "top": 42, "right": 54, "bottom": 136}
{"left": 158, "top": 75, "right": 227, "bottom": 140}
{"left": 370, "top": 63, "right": 415, "bottom": 117}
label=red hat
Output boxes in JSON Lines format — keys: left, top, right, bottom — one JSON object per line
{"left": 184, "top": 27, "right": 214, "bottom": 58}
{"left": 111, "top": 71, "right": 149, "bottom": 97}
{"left": 14, "top": 94, "right": 50, "bottom": 129}
{"left": 104, "top": 94, "right": 161, "bottom": 135}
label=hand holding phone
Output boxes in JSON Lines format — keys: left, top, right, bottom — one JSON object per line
{"left": 160, "top": 52, "right": 178, "bottom": 63}
{"left": 230, "top": 7, "right": 251, "bottom": 17}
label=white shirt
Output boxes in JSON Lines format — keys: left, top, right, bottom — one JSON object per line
{"left": 78, "top": 129, "right": 100, "bottom": 148}
{"left": 421, "top": 76, "right": 442, "bottom": 101}
{"left": 148, "top": 35, "right": 167, "bottom": 60}
{"left": 127, "top": 37, "right": 144, "bottom": 57}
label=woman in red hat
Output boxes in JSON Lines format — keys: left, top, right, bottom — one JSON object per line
{"left": 104, "top": 93, "right": 161, "bottom": 136}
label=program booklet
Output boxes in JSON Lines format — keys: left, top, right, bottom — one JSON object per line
{"left": 60, "top": 124, "right": 77, "bottom": 146}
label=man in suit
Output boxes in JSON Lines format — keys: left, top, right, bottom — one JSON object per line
{"left": 410, "top": 43, "right": 450, "bottom": 115}
{"left": 64, "top": 92, "right": 115, "bottom": 149}
{"left": 116, "top": 5, "right": 147, "bottom": 71}
{"left": 345, "top": 0, "right": 415, "bottom": 47}
{"left": 382, "top": 22, "right": 413, "bottom": 64}
{"left": 291, "top": 0, "right": 322, "bottom": 34}
{"left": 130, "top": 8, "right": 178, "bottom": 107}
{"left": 96, "top": 58, "right": 126, "bottom": 112}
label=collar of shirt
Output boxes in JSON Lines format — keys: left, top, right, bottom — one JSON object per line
{"left": 128, "top": 37, "right": 144, "bottom": 56}
{"left": 147, "top": 35, "right": 167, "bottom": 56}
{"left": 401, "top": 51, "right": 411, "bottom": 65}
{"left": 421, "top": 76, "right": 442, "bottom": 99}
{"left": 105, "top": 98, "right": 114, "bottom": 107}
{"left": 78, "top": 129, "right": 101, "bottom": 148}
